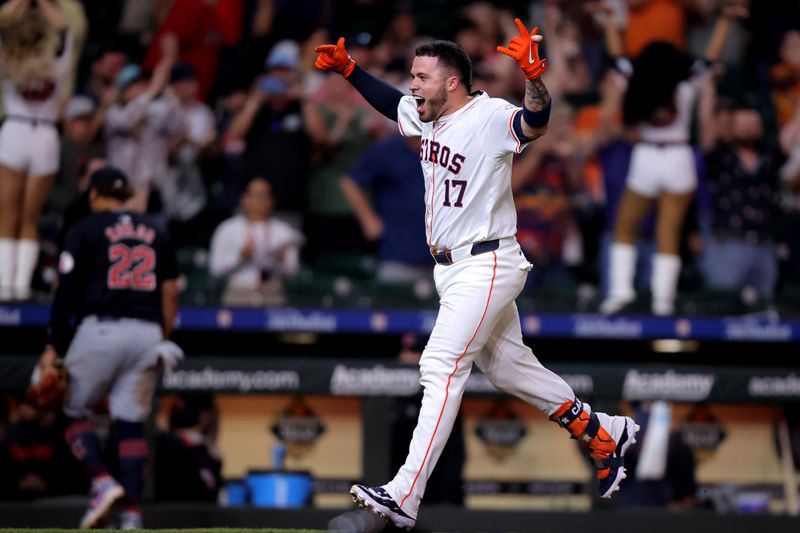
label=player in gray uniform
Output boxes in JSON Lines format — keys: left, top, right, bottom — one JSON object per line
{"left": 42, "top": 167, "right": 184, "bottom": 529}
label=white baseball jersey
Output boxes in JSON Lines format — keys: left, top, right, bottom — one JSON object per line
{"left": 397, "top": 92, "right": 527, "bottom": 251}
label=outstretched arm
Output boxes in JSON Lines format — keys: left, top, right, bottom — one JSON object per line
{"left": 497, "top": 18, "right": 551, "bottom": 140}
{"left": 704, "top": 4, "right": 748, "bottom": 63}
{"left": 314, "top": 37, "right": 403, "bottom": 122}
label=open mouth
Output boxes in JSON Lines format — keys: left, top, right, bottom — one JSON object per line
{"left": 414, "top": 96, "right": 425, "bottom": 113}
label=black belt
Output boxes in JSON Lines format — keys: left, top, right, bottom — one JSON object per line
{"left": 431, "top": 239, "right": 500, "bottom": 266}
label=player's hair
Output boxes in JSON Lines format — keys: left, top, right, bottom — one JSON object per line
{"left": 0, "top": 6, "right": 59, "bottom": 93}
{"left": 622, "top": 41, "right": 692, "bottom": 127}
{"left": 415, "top": 40, "right": 473, "bottom": 93}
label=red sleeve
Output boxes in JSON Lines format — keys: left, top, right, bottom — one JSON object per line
{"left": 142, "top": 0, "right": 204, "bottom": 70}
{"left": 216, "top": 0, "right": 245, "bottom": 45}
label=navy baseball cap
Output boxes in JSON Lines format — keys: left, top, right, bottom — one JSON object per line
{"left": 90, "top": 167, "right": 133, "bottom": 198}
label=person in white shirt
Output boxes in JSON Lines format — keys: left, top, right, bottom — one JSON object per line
{"left": 105, "top": 37, "right": 181, "bottom": 213}
{"left": 160, "top": 62, "right": 215, "bottom": 237}
{"left": 208, "top": 177, "right": 304, "bottom": 290}
{"left": 0, "top": 0, "right": 70, "bottom": 300}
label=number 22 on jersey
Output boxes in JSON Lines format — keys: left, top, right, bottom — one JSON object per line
{"left": 107, "top": 243, "right": 156, "bottom": 291}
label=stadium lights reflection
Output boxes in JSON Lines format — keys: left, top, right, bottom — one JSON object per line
{"left": 651, "top": 339, "right": 700, "bottom": 353}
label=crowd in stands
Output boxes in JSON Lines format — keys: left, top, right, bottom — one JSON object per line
{"left": 0, "top": 0, "right": 797, "bottom": 315}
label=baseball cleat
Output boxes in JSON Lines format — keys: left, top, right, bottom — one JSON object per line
{"left": 350, "top": 484, "right": 416, "bottom": 530}
{"left": 79, "top": 475, "right": 125, "bottom": 529}
{"left": 591, "top": 414, "right": 639, "bottom": 498}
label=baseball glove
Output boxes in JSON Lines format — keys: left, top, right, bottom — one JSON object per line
{"left": 26, "top": 357, "right": 68, "bottom": 411}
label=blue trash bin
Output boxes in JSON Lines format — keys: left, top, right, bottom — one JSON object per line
{"left": 246, "top": 469, "right": 313, "bottom": 508}
{"left": 224, "top": 479, "right": 248, "bottom": 507}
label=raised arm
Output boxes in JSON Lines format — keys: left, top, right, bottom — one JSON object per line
{"left": 0, "top": 0, "right": 27, "bottom": 23}
{"left": 34, "top": 0, "right": 67, "bottom": 30}
{"left": 704, "top": 4, "right": 748, "bottom": 63}
{"left": 497, "top": 18, "right": 551, "bottom": 141}
{"left": 314, "top": 37, "right": 404, "bottom": 122}
{"left": 340, "top": 176, "right": 384, "bottom": 241}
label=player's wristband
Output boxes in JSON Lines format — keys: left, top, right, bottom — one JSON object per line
{"left": 338, "top": 58, "right": 357, "bottom": 78}
{"left": 522, "top": 99, "right": 551, "bottom": 128}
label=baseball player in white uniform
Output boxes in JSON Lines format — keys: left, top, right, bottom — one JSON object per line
{"left": 316, "top": 18, "right": 639, "bottom": 529}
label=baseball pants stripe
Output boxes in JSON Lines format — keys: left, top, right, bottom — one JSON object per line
{"left": 399, "top": 252, "right": 497, "bottom": 509}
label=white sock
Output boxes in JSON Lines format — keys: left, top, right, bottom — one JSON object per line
{"left": 13, "top": 238, "right": 39, "bottom": 300}
{"left": 607, "top": 242, "right": 637, "bottom": 301}
{"left": 0, "top": 238, "right": 16, "bottom": 300}
{"left": 651, "top": 253, "right": 681, "bottom": 315}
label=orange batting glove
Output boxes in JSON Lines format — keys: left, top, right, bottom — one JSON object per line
{"left": 314, "top": 37, "right": 357, "bottom": 78}
{"left": 496, "top": 18, "right": 547, "bottom": 80}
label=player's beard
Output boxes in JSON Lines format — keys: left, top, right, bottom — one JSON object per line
{"left": 420, "top": 85, "right": 448, "bottom": 123}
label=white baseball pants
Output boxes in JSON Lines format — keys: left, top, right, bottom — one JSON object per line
{"left": 384, "top": 237, "right": 576, "bottom": 518}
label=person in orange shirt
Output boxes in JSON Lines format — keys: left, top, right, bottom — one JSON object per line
{"left": 624, "top": 0, "right": 686, "bottom": 57}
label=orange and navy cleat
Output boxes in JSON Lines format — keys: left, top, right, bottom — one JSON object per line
{"left": 552, "top": 399, "right": 640, "bottom": 498}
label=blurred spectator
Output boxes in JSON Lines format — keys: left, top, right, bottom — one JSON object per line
{"left": 79, "top": 44, "right": 126, "bottom": 106}
{"left": 212, "top": 0, "right": 276, "bottom": 100}
{"left": 105, "top": 39, "right": 181, "bottom": 212}
{"left": 0, "top": 0, "right": 71, "bottom": 301}
{"left": 305, "top": 73, "right": 383, "bottom": 262}
{"left": 685, "top": 0, "right": 748, "bottom": 74}
{"left": 209, "top": 177, "right": 304, "bottom": 303}
{"left": 160, "top": 63, "right": 216, "bottom": 247}
{"left": 339, "top": 135, "right": 431, "bottom": 282}
{"left": 599, "top": 5, "right": 742, "bottom": 315}
{"left": 541, "top": 2, "right": 593, "bottom": 99}
{"left": 698, "top": 92, "right": 784, "bottom": 300}
{"left": 779, "top": 111, "right": 800, "bottom": 286}
{"left": 769, "top": 29, "right": 800, "bottom": 128}
{"left": 41, "top": 96, "right": 105, "bottom": 241}
{"left": 0, "top": 397, "right": 87, "bottom": 500}
{"left": 512, "top": 104, "right": 581, "bottom": 294}
{"left": 155, "top": 394, "right": 222, "bottom": 502}
{"left": 56, "top": 155, "right": 108, "bottom": 251}
{"left": 143, "top": 0, "right": 240, "bottom": 102}
{"left": 622, "top": 0, "right": 687, "bottom": 57}
{"left": 224, "top": 39, "right": 310, "bottom": 216}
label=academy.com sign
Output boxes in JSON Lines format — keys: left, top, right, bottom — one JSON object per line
{"left": 163, "top": 367, "right": 300, "bottom": 392}
{"left": 623, "top": 369, "right": 715, "bottom": 401}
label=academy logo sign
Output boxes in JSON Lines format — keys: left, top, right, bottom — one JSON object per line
{"left": 623, "top": 369, "right": 715, "bottom": 401}
{"left": 748, "top": 374, "right": 800, "bottom": 398}
{"left": 330, "top": 365, "right": 421, "bottom": 396}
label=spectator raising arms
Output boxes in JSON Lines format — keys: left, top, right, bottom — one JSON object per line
{"left": 104, "top": 36, "right": 182, "bottom": 213}
{"left": 0, "top": 0, "right": 71, "bottom": 301}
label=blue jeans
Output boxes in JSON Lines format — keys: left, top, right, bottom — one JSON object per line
{"left": 701, "top": 231, "right": 777, "bottom": 299}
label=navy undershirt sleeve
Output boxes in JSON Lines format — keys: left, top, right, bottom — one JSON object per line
{"left": 347, "top": 65, "right": 404, "bottom": 122}
{"left": 512, "top": 112, "right": 534, "bottom": 144}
